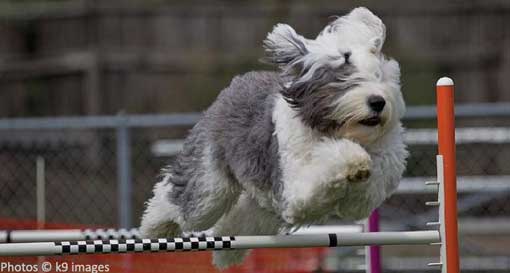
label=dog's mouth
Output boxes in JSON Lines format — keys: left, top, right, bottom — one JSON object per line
{"left": 359, "top": 116, "right": 382, "bottom": 127}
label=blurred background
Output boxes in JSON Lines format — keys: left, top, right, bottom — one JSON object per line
{"left": 1, "top": 0, "right": 510, "bottom": 272}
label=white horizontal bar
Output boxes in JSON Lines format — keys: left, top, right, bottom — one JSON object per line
{"left": 237, "top": 231, "right": 439, "bottom": 249}
{"left": 398, "top": 176, "right": 510, "bottom": 194}
{"left": 404, "top": 127, "right": 510, "bottom": 145}
{"left": 0, "top": 226, "right": 360, "bottom": 243}
{"left": 459, "top": 217, "right": 510, "bottom": 235}
{"left": 9, "top": 230, "right": 83, "bottom": 242}
{"left": 0, "top": 231, "right": 439, "bottom": 257}
{"left": 0, "top": 228, "right": 141, "bottom": 243}
{"left": 290, "top": 225, "right": 363, "bottom": 235}
{"left": 151, "top": 140, "right": 185, "bottom": 157}
{"left": 404, "top": 103, "right": 510, "bottom": 120}
{"left": 0, "top": 242, "right": 56, "bottom": 256}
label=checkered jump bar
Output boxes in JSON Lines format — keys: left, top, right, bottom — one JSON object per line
{"left": 0, "top": 231, "right": 439, "bottom": 256}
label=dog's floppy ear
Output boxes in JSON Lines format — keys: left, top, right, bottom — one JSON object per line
{"left": 261, "top": 24, "right": 310, "bottom": 68}
{"left": 349, "top": 7, "right": 386, "bottom": 53}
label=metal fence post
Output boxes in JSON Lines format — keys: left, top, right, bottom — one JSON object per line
{"left": 116, "top": 113, "right": 132, "bottom": 228}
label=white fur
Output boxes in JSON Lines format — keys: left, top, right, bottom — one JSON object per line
{"left": 273, "top": 94, "right": 373, "bottom": 224}
{"left": 331, "top": 78, "right": 402, "bottom": 145}
{"left": 272, "top": 89, "right": 407, "bottom": 222}
{"left": 334, "top": 125, "right": 408, "bottom": 220}
{"left": 139, "top": 175, "right": 184, "bottom": 237}
{"left": 265, "top": 7, "right": 387, "bottom": 87}
{"left": 317, "top": 7, "right": 386, "bottom": 51}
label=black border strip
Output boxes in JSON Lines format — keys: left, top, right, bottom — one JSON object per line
{"left": 328, "top": 233, "right": 337, "bottom": 247}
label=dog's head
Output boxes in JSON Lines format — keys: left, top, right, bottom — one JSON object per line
{"left": 263, "top": 7, "right": 405, "bottom": 145}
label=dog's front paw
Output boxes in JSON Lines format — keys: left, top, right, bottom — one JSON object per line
{"left": 280, "top": 139, "right": 373, "bottom": 225}
{"left": 325, "top": 140, "right": 371, "bottom": 184}
{"left": 345, "top": 158, "right": 371, "bottom": 183}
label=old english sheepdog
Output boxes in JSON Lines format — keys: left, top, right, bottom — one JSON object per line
{"left": 140, "top": 7, "right": 408, "bottom": 268}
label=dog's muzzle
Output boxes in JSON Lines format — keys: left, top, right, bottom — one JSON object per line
{"left": 359, "top": 116, "right": 382, "bottom": 126}
{"left": 359, "top": 95, "right": 386, "bottom": 126}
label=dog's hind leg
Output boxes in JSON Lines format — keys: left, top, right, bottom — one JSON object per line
{"left": 141, "top": 147, "right": 241, "bottom": 237}
{"left": 177, "top": 147, "right": 242, "bottom": 232}
{"left": 140, "top": 175, "right": 183, "bottom": 238}
{"left": 211, "top": 193, "right": 283, "bottom": 269}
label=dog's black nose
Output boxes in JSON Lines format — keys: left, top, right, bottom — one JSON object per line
{"left": 368, "top": 95, "right": 386, "bottom": 112}
{"left": 343, "top": 52, "right": 351, "bottom": 63}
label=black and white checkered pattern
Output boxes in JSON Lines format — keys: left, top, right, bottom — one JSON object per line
{"left": 55, "top": 236, "right": 235, "bottom": 255}
{"left": 82, "top": 228, "right": 141, "bottom": 240}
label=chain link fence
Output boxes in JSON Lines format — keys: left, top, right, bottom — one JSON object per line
{"left": 1, "top": 106, "right": 510, "bottom": 271}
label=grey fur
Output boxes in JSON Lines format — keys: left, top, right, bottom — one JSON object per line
{"left": 261, "top": 22, "right": 363, "bottom": 135}
{"left": 166, "top": 71, "right": 285, "bottom": 228}
{"left": 206, "top": 72, "right": 282, "bottom": 193}
{"left": 282, "top": 64, "right": 360, "bottom": 134}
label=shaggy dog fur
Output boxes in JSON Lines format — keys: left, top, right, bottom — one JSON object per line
{"left": 140, "top": 7, "right": 408, "bottom": 268}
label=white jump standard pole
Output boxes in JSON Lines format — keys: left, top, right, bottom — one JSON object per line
{"left": 0, "top": 231, "right": 439, "bottom": 257}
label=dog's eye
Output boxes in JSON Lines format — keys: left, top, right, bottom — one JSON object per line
{"left": 343, "top": 52, "right": 351, "bottom": 64}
